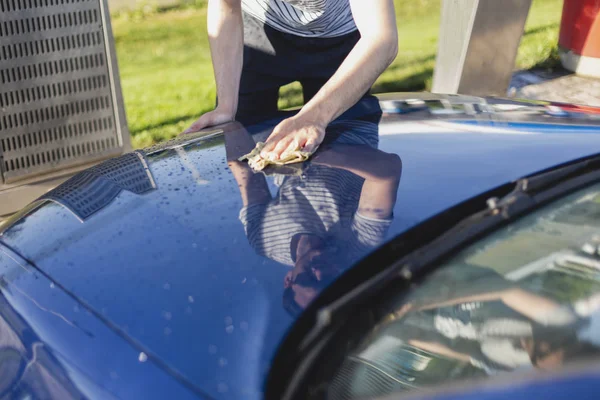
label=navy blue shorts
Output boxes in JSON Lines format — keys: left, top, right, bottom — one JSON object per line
{"left": 234, "top": 13, "right": 361, "bottom": 124}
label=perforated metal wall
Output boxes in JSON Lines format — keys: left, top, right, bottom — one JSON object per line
{"left": 0, "top": 0, "right": 129, "bottom": 185}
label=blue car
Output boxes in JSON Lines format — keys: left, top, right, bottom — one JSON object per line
{"left": 1, "top": 93, "right": 600, "bottom": 400}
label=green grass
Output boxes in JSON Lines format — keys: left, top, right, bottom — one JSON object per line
{"left": 113, "top": 0, "right": 564, "bottom": 148}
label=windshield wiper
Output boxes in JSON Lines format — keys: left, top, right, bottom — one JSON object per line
{"left": 267, "top": 152, "right": 600, "bottom": 400}
{"left": 520, "top": 154, "right": 600, "bottom": 194}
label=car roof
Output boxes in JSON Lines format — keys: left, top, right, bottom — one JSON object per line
{"left": 1, "top": 93, "right": 600, "bottom": 399}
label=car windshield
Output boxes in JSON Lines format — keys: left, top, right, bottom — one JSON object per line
{"left": 324, "top": 181, "right": 600, "bottom": 400}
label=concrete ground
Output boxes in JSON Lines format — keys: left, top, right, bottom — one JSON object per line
{"left": 509, "top": 69, "right": 600, "bottom": 108}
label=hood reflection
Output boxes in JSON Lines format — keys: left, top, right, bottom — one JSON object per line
{"left": 327, "top": 183, "right": 600, "bottom": 400}
{"left": 39, "top": 151, "right": 156, "bottom": 221}
{"left": 225, "top": 110, "right": 402, "bottom": 315}
{"left": 389, "top": 267, "right": 592, "bottom": 372}
{"left": 329, "top": 267, "right": 600, "bottom": 399}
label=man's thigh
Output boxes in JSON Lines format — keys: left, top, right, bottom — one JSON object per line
{"left": 235, "top": 83, "right": 280, "bottom": 125}
{"left": 299, "top": 78, "right": 327, "bottom": 104}
{"left": 236, "top": 12, "right": 362, "bottom": 122}
{"left": 234, "top": 14, "right": 292, "bottom": 123}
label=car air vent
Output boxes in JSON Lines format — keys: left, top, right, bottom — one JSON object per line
{"left": 0, "top": 0, "right": 129, "bottom": 185}
{"left": 327, "top": 357, "right": 403, "bottom": 400}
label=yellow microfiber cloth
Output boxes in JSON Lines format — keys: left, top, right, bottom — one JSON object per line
{"left": 238, "top": 139, "right": 317, "bottom": 172}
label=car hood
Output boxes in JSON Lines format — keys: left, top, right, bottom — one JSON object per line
{"left": 1, "top": 94, "right": 600, "bottom": 399}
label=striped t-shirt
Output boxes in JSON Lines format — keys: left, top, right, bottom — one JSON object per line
{"left": 241, "top": 0, "right": 357, "bottom": 38}
{"left": 239, "top": 119, "right": 392, "bottom": 267}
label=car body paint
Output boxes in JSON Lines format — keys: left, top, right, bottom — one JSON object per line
{"left": 0, "top": 94, "right": 599, "bottom": 399}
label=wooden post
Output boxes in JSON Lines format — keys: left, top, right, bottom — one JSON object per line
{"left": 432, "top": 0, "right": 532, "bottom": 96}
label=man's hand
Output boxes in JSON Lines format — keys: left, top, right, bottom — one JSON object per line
{"left": 260, "top": 115, "right": 326, "bottom": 160}
{"left": 182, "top": 107, "right": 235, "bottom": 134}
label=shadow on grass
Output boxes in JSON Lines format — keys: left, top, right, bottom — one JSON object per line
{"left": 523, "top": 22, "right": 560, "bottom": 37}
{"left": 395, "top": 54, "right": 436, "bottom": 68}
{"left": 372, "top": 54, "right": 436, "bottom": 92}
{"left": 531, "top": 45, "right": 561, "bottom": 70}
{"left": 372, "top": 67, "right": 434, "bottom": 93}
{"left": 131, "top": 112, "right": 200, "bottom": 136}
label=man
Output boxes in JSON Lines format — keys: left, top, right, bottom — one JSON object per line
{"left": 223, "top": 103, "right": 401, "bottom": 315}
{"left": 184, "top": 0, "right": 398, "bottom": 162}
{"left": 383, "top": 266, "right": 595, "bottom": 379}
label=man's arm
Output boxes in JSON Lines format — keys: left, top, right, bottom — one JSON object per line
{"left": 312, "top": 144, "right": 401, "bottom": 220}
{"left": 260, "top": 0, "right": 398, "bottom": 158}
{"left": 223, "top": 124, "right": 272, "bottom": 207}
{"left": 183, "top": 0, "right": 243, "bottom": 133}
{"left": 415, "top": 288, "right": 577, "bottom": 326}
{"left": 408, "top": 340, "right": 473, "bottom": 363}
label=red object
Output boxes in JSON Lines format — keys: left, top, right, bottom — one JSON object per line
{"left": 556, "top": 103, "right": 600, "bottom": 114}
{"left": 559, "top": 0, "right": 600, "bottom": 58}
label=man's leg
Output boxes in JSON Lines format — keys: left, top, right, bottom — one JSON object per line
{"left": 295, "top": 31, "right": 361, "bottom": 107}
{"left": 235, "top": 69, "right": 281, "bottom": 125}
{"left": 299, "top": 78, "right": 328, "bottom": 105}
{"left": 234, "top": 12, "right": 293, "bottom": 125}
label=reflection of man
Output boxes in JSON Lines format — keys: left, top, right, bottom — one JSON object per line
{"left": 184, "top": 0, "right": 398, "bottom": 162}
{"left": 391, "top": 266, "right": 598, "bottom": 375}
{"left": 225, "top": 114, "right": 401, "bottom": 315}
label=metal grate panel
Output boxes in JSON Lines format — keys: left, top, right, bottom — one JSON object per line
{"left": 0, "top": 0, "right": 128, "bottom": 184}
